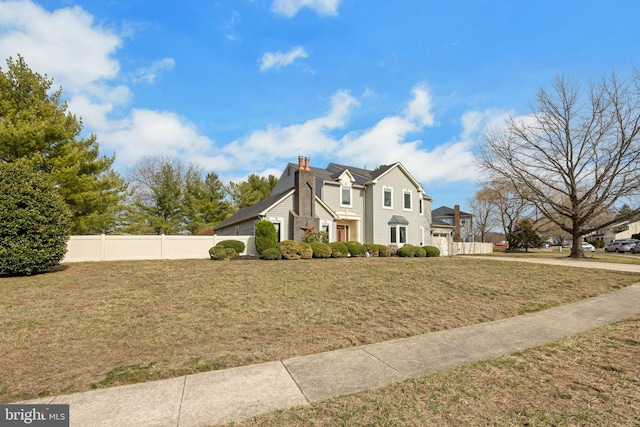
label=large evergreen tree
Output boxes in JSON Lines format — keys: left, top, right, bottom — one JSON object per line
{"left": 0, "top": 55, "right": 127, "bottom": 234}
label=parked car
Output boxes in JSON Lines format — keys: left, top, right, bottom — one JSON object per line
{"left": 605, "top": 240, "right": 637, "bottom": 253}
{"left": 631, "top": 244, "right": 640, "bottom": 254}
{"left": 540, "top": 242, "right": 551, "bottom": 249}
{"left": 581, "top": 242, "right": 595, "bottom": 252}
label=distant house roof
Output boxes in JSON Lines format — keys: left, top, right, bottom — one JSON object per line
{"left": 431, "top": 218, "right": 454, "bottom": 228}
{"left": 431, "top": 205, "right": 472, "bottom": 218}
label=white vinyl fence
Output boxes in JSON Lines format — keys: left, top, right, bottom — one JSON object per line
{"left": 63, "top": 235, "right": 491, "bottom": 263}
{"left": 450, "top": 242, "right": 494, "bottom": 255}
{"left": 63, "top": 235, "right": 257, "bottom": 263}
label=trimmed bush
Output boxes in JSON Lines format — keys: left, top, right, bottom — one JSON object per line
{"left": 345, "top": 241, "right": 368, "bottom": 257}
{"left": 216, "top": 239, "right": 245, "bottom": 254}
{"left": 278, "top": 240, "right": 301, "bottom": 260}
{"left": 329, "top": 241, "right": 349, "bottom": 258}
{"left": 363, "top": 243, "right": 380, "bottom": 257}
{"left": 396, "top": 245, "right": 416, "bottom": 257}
{"left": 310, "top": 242, "right": 332, "bottom": 258}
{"left": 298, "top": 242, "right": 313, "bottom": 259}
{"left": 255, "top": 220, "right": 278, "bottom": 254}
{"left": 261, "top": 247, "right": 282, "bottom": 260}
{"left": 302, "top": 231, "right": 329, "bottom": 244}
{"left": 414, "top": 246, "right": 427, "bottom": 257}
{"left": 209, "top": 246, "right": 238, "bottom": 260}
{"left": 589, "top": 239, "right": 606, "bottom": 249}
{"left": 423, "top": 246, "right": 441, "bottom": 257}
{"left": 0, "top": 162, "right": 71, "bottom": 276}
{"left": 374, "top": 244, "right": 392, "bottom": 257}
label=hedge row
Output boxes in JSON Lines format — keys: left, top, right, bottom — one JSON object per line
{"left": 210, "top": 239, "right": 442, "bottom": 261}
{"left": 258, "top": 241, "right": 440, "bottom": 260}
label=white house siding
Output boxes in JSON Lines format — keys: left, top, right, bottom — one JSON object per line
{"left": 370, "top": 167, "right": 426, "bottom": 246}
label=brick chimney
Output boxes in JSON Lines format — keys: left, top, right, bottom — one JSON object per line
{"left": 453, "top": 204, "right": 461, "bottom": 242}
{"left": 292, "top": 156, "right": 319, "bottom": 241}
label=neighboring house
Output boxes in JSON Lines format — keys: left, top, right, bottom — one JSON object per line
{"left": 214, "top": 157, "right": 436, "bottom": 248}
{"left": 431, "top": 205, "right": 474, "bottom": 242}
{"left": 590, "top": 220, "right": 640, "bottom": 244}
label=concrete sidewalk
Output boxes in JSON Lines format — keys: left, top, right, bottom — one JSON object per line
{"left": 465, "top": 255, "right": 640, "bottom": 273}
{"left": 23, "top": 270, "right": 640, "bottom": 426}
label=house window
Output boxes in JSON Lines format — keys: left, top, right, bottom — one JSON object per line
{"left": 390, "top": 225, "right": 407, "bottom": 244}
{"left": 268, "top": 217, "right": 283, "bottom": 242}
{"left": 403, "top": 190, "right": 412, "bottom": 210}
{"left": 419, "top": 199, "right": 423, "bottom": 215}
{"left": 341, "top": 185, "right": 352, "bottom": 207}
{"left": 383, "top": 187, "right": 393, "bottom": 209}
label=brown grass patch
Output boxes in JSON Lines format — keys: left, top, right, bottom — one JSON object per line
{"left": 237, "top": 315, "right": 640, "bottom": 426}
{"left": 1, "top": 257, "right": 638, "bottom": 403}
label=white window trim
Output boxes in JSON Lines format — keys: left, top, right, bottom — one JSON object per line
{"left": 390, "top": 225, "right": 408, "bottom": 244}
{"left": 402, "top": 189, "right": 412, "bottom": 211}
{"left": 340, "top": 184, "right": 352, "bottom": 208}
{"left": 382, "top": 186, "right": 393, "bottom": 209}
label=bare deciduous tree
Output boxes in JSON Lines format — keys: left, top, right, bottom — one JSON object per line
{"left": 468, "top": 187, "right": 500, "bottom": 242}
{"left": 479, "top": 71, "right": 640, "bottom": 257}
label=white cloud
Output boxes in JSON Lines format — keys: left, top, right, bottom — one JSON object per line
{"left": 101, "top": 109, "right": 216, "bottom": 167}
{"left": 271, "top": 0, "right": 341, "bottom": 17}
{"left": 259, "top": 46, "right": 308, "bottom": 72}
{"left": 404, "top": 85, "right": 434, "bottom": 127}
{"left": 0, "top": 0, "right": 121, "bottom": 94}
{"left": 0, "top": 1, "right": 216, "bottom": 172}
{"left": 222, "top": 90, "right": 359, "bottom": 170}
{"left": 134, "top": 58, "right": 175, "bottom": 84}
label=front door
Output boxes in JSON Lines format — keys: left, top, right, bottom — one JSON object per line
{"left": 336, "top": 225, "right": 349, "bottom": 242}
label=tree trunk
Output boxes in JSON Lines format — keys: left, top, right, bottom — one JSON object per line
{"left": 569, "top": 234, "right": 584, "bottom": 258}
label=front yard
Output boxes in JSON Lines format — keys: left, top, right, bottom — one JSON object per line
{"left": 1, "top": 257, "right": 638, "bottom": 408}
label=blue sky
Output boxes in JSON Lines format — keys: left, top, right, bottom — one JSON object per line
{"left": 1, "top": 0, "right": 639, "bottom": 211}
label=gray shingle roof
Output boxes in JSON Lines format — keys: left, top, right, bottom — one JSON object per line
{"left": 213, "top": 189, "right": 293, "bottom": 230}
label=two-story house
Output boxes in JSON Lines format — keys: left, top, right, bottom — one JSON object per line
{"left": 431, "top": 205, "right": 474, "bottom": 242}
{"left": 214, "top": 157, "right": 434, "bottom": 248}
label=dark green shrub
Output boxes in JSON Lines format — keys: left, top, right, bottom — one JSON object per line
{"left": 329, "top": 241, "right": 349, "bottom": 258}
{"left": 589, "top": 239, "right": 606, "bottom": 249}
{"left": 302, "top": 231, "right": 329, "bottom": 244}
{"left": 278, "top": 240, "right": 301, "bottom": 260}
{"left": 396, "top": 245, "right": 416, "bottom": 257}
{"left": 216, "top": 239, "right": 245, "bottom": 254}
{"left": 310, "top": 242, "right": 332, "bottom": 258}
{"left": 0, "top": 162, "right": 71, "bottom": 275}
{"left": 632, "top": 233, "right": 640, "bottom": 240}
{"left": 364, "top": 243, "right": 379, "bottom": 256}
{"left": 414, "top": 246, "right": 427, "bottom": 257}
{"left": 209, "top": 246, "right": 238, "bottom": 260}
{"left": 255, "top": 220, "right": 278, "bottom": 254}
{"left": 345, "top": 241, "right": 368, "bottom": 257}
{"left": 378, "top": 245, "right": 392, "bottom": 257}
{"left": 261, "top": 247, "right": 282, "bottom": 260}
{"left": 423, "top": 246, "right": 441, "bottom": 257}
